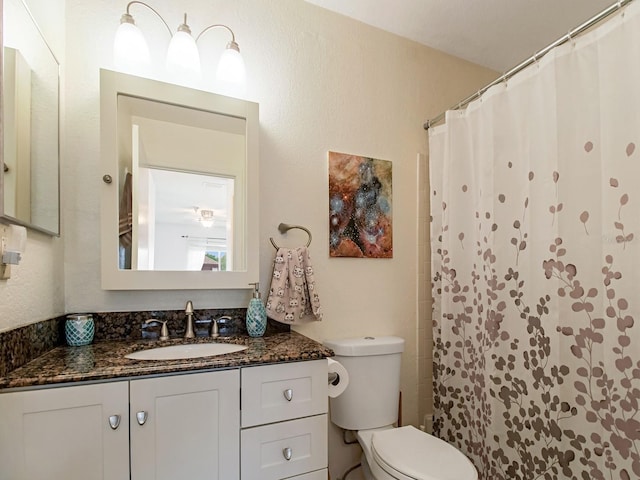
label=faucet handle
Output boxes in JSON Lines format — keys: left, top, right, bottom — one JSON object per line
{"left": 211, "top": 319, "right": 219, "bottom": 339}
{"left": 185, "top": 300, "right": 194, "bottom": 314}
{"left": 211, "top": 316, "right": 233, "bottom": 339}
{"left": 145, "top": 319, "right": 169, "bottom": 341}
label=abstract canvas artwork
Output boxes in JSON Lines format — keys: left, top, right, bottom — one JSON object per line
{"left": 328, "top": 151, "right": 393, "bottom": 258}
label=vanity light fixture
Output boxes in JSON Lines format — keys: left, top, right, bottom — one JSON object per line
{"left": 113, "top": 1, "right": 246, "bottom": 84}
{"left": 0, "top": 224, "right": 27, "bottom": 279}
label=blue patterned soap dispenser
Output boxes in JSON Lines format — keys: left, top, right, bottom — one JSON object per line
{"left": 246, "top": 282, "right": 267, "bottom": 337}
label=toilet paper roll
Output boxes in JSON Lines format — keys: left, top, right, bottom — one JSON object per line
{"left": 327, "top": 358, "right": 349, "bottom": 398}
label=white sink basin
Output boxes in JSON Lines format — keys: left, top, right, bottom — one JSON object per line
{"left": 125, "top": 343, "right": 248, "bottom": 361}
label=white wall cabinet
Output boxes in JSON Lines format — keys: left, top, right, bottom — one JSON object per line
{"left": 0, "top": 370, "right": 239, "bottom": 480}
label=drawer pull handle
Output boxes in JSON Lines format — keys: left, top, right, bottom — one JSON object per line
{"left": 136, "top": 411, "right": 148, "bottom": 426}
{"left": 108, "top": 415, "right": 121, "bottom": 430}
{"left": 283, "top": 389, "right": 293, "bottom": 402}
{"left": 282, "top": 447, "right": 293, "bottom": 461}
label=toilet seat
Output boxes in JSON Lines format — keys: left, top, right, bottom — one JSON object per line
{"left": 369, "top": 426, "right": 478, "bottom": 480}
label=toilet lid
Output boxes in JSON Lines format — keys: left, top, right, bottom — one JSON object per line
{"left": 371, "top": 426, "right": 478, "bottom": 480}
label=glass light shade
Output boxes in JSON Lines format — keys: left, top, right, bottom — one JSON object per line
{"left": 166, "top": 31, "right": 201, "bottom": 77}
{"left": 199, "top": 209, "right": 214, "bottom": 228}
{"left": 216, "top": 46, "right": 246, "bottom": 84}
{"left": 113, "top": 22, "right": 151, "bottom": 73}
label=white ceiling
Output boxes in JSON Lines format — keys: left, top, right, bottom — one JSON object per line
{"left": 305, "top": 0, "right": 615, "bottom": 71}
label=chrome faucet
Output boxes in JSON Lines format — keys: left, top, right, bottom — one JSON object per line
{"left": 211, "top": 315, "right": 232, "bottom": 339}
{"left": 184, "top": 300, "right": 195, "bottom": 338}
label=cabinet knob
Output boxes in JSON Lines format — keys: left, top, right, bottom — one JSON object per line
{"left": 108, "top": 415, "right": 121, "bottom": 430}
{"left": 136, "top": 411, "right": 148, "bottom": 425}
{"left": 283, "top": 388, "right": 293, "bottom": 402}
{"left": 282, "top": 447, "right": 293, "bottom": 461}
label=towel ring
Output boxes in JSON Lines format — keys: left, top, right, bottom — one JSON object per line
{"left": 270, "top": 223, "right": 312, "bottom": 249}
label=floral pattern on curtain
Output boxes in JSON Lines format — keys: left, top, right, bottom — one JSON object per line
{"left": 429, "top": 3, "right": 640, "bottom": 479}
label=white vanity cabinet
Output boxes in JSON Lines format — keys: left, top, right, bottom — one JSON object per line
{"left": 240, "top": 360, "right": 328, "bottom": 480}
{"left": 0, "top": 370, "right": 240, "bottom": 480}
{"left": 0, "top": 381, "right": 130, "bottom": 480}
{"left": 0, "top": 359, "right": 329, "bottom": 480}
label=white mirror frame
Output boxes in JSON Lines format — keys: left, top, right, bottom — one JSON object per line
{"left": 100, "top": 69, "right": 259, "bottom": 290}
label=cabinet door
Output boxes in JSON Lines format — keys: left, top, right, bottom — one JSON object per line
{"left": 130, "top": 370, "right": 240, "bottom": 480}
{"left": 0, "top": 381, "right": 129, "bottom": 480}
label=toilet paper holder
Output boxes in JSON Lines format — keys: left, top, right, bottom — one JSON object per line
{"left": 327, "top": 358, "right": 349, "bottom": 398}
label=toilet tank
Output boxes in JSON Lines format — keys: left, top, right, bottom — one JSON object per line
{"left": 324, "top": 336, "right": 404, "bottom": 431}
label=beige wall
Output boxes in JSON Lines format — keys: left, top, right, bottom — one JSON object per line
{"left": 1, "top": 0, "right": 497, "bottom": 476}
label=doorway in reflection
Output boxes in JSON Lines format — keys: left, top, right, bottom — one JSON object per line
{"left": 120, "top": 168, "right": 235, "bottom": 271}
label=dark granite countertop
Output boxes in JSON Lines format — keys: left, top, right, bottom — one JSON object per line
{"left": 0, "top": 331, "right": 334, "bottom": 390}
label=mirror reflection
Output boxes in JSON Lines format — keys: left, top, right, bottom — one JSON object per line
{"left": 2, "top": 0, "right": 60, "bottom": 235}
{"left": 116, "top": 94, "right": 247, "bottom": 272}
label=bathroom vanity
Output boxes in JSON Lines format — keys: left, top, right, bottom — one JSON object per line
{"left": 0, "top": 333, "right": 331, "bottom": 480}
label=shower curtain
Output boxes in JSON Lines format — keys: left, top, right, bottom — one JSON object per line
{"left": 429, "top": 3, "right": 640, "bottom": 479}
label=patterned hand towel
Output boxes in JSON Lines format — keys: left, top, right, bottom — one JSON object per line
{"left": 266, "top": 247, "right": 323, "bottom": 324}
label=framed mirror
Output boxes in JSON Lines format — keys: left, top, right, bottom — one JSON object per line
{"left": 100, "top": 69, "right": 259, "bottom": 290}
{"left": 1, "top": 0, "right": 60, "bottom": 235}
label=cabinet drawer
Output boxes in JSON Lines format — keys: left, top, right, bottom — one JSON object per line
{"left": 286, "top": 469, "right": 328, "bottom": 479}
{"left": 241, "top": 360, "right": 327, "bottom": 427}
{"left": 241, "top": 414, "right": 327, "bottom": 480}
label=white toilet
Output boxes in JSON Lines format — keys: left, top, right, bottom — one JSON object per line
{"left": 324, "top": 336, "right": 477, "bottom": 480}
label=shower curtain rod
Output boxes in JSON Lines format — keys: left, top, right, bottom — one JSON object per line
{"left": 423, "top": 0, "right": 634, "bottom": 130}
